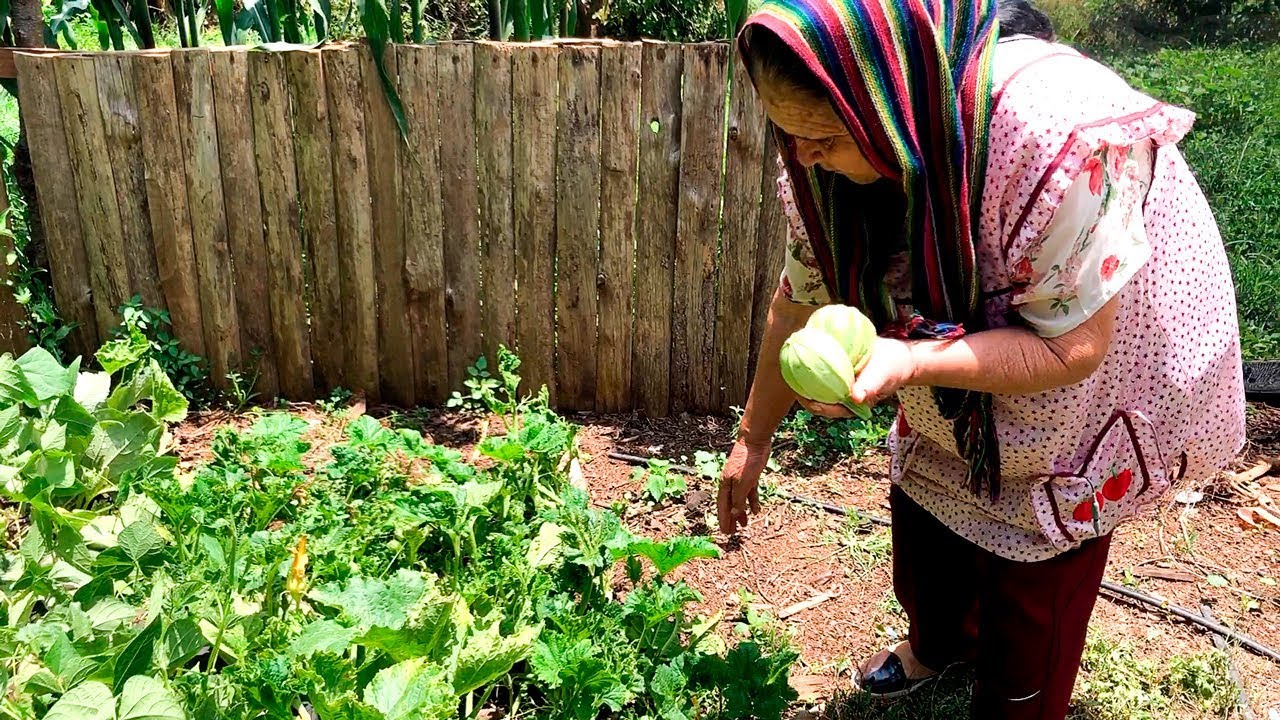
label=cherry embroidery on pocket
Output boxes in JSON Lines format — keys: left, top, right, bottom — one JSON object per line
{"left": 1101, "top": 468, "right": 1133, "bottom": 501}
{"left": 1071, "top": 468, "right": 1133, "bottom": 528}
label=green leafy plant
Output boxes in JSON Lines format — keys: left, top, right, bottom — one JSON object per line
{"left": 97, "top": 297, "right": 207, "bottom": 403}
{"left": 2, "top": 345, "right": 800, "bottom": 720}
{"left": 1072, "top": 637, "right": 1236, "bottom": 720}
{"left": 635, "top": 458, "right": 686, "bottom": 505}
{"left": 776, "top": 405, "right": 895, "bottom": 471}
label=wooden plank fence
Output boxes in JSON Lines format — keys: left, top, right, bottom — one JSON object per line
{"left": 16, "top": 40, "right": 786, "bottom": 414}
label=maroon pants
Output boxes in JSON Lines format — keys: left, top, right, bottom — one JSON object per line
{"left": 890, "top": 485, "right": 1112, "bottom": 720}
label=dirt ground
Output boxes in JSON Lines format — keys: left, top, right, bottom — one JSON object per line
{"left": 171, "top": 401, "right": 1280, "bottom": 719}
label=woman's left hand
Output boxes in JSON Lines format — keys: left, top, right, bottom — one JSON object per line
{"left": 798, "top": 337, "right": 918, "bottom": 418}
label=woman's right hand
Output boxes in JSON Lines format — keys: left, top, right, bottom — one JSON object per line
{"left": 717, "top": 438, "right": 772, "bottom": 534}
{"left": 796, "top": 397, "right": 857, "bottom": 419}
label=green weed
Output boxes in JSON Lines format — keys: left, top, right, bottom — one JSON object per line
{"left": 635, "top": 458, "right": 688, "bottom": 505}
{"left": 98, "top": 295, "right": 208, "bottom": 402}
{"left": 776, "top": 405, "right": 895, "bottom": 471}
{"left": 1071, "top": 637, "right": 1237, "bottom": 720}
{"left": 824, "top": 513, "right": 893, "bottom": 574}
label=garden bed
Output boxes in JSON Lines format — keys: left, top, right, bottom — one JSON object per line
{"left": 6, "top": 338, "right": 1277, "bottom": 719}
{"left": 163, "top": 399, "right": 1280, "bottom": 719}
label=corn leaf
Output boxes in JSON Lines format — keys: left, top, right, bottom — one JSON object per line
{"left": 215, "top": 0, "right": 236, "bottom": 44}
{"left": 359, "top": 0, "right": 408, "bottom": 138}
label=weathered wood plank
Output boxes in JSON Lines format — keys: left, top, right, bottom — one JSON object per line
{"left": 631, "top": 42, "right": 682, "bottom": 416}
{"left": 284, "top": 48, "right": 340, "bottom": 394}
{"left": 95, "top": 54, "right": 163, "bottom": 312}
{"left": 211, "top": 48, "right": 277, "bottom": 399}
{"left": 248, "top": 50, "right": 314, "bottom": 399}
{"left": 324, "top": 44, "right": 379, "bottom": 400}
{"left": 672, "top": 43, "right": 727, "bottom": 414}
{"left": 748, "top": 131, "right": 787, "bottom": 387}
{"left": 364, "top": 45, "right": 414, "bottom": 406}
{"left": 475, "top": 43, "right": 516, "bottom": 366}
{"left": 438, "top": 43, "right": 482, "bottom": 392}
{"left": 595, "top": 43, "right": 641, "bottom": 412}
{"left": 131, "top": 51, "right": 205, "bottom": 361}
{"left": 397, "top": 44, "right": 449, "bottom": 405}
{"left": 511, "top": 45, "right": 557, "bottom": 402}
{"left": 54, "top": 54, "right": 131, "bottom": 342}
{"left": 15, "top": 52, "right": 98, "bottom": 357}
{"left": 715, "top": 54, "right": 766, "bottom": 411}
{"left": 173, "top": 48, "right": 240, "bottom": 386}
{"left": 554, "top": 46, "right": 602, "bottom": 412}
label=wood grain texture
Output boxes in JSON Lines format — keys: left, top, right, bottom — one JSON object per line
{"left": 631, "top": 42, "right": 682, "bottom": 416}
{"left": 364, "top": 45, "right": 414, "bottom": 406}
{"left": 595, "top": 43, "right": 641, "bottom": 412}
{"left": 554, "top": 46, "right": 602, "bottom": 411}
{"left": 173, "top": 48, "right": 240, "bottom": 385}
{"left": 95, "top": 54, "right": 162, "bottom": 311}
{"left": 475, "top": 43, "right": 516, "bottom": 365}
{"left": 438, "top": 43, "right": 482, "bottom": 391}
{"left": 511, "top": 45, "right": 557, "bottom": 402}
{"left": 748, "top": 131, "right": 786, "bottom": 388}
{"left": 324, "top": 44, "right": 378, "bottom": 400}
{"left": 131, "top": 51, "right": 205, "bottom": 359}
{"left": 211, "top": 48, "right": 277, "bottom": 398}
{"left": 248, "top": 50, "right": 314, "bottom": 399}
{"left": 714, "top": 54, "right": 766, "bottom": 411}
{"left": 54, "top": 54, "right": 131, "bottom": 341}
{"left": 671, "top": 43, "right": 727, "bottom": 414}
{"left": 15, "top": 52, "right": 98, "bottom": 357}
{"left": 284, "top": 48, "right": 340, "bottom": 394}
{"left": 397, "top": 44, "right": 449, "bottom": 405}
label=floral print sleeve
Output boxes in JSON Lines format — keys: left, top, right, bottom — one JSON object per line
{"left": 1009, "top": 141, "right": 1155, "bottom": 338}
{"left": 776, "top": 163, "right": 832, "bottom": 306}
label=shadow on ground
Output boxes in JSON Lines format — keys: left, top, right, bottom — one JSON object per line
{"left": 815, "top": 670, "right": 1116, "bottom": 720}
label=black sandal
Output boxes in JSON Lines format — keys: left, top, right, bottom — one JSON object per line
{"left": 855, "top": 651, "right": 938, "bottom": 699}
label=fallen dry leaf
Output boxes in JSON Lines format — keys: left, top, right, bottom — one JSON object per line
{"left": 1255, "top": 505, "right": 1280, "bottom": 529}
{"left": 788, "top": 675, "right": 829, "bottom": 703}
{"left": 1239, "top": 507, "right": 1261, "bottom": 529}
{"left": 780, "top": 592, "right": 837, "bottom": 620}
{"left": 1134, "top": 566, "right": 1198, "bottom": 583}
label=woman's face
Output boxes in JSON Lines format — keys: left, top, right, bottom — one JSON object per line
{"left": 759, "top": 82, "right": 881, "bottom": 184}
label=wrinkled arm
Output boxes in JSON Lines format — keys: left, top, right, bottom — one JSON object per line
{"left": 903, "top": 295, "right": 1118, "bottom": 396}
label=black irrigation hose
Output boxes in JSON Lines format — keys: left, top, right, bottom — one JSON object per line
{"left": 606, "top": 449, "right": 1280, "bottom": 666}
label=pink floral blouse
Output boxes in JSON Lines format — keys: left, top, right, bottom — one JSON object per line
{"left": 776, "top": 36, "right": 1246, "bottom": 561}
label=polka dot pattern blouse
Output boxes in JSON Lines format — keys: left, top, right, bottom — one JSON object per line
{"left": 776, "top": 37, "right": 1246, "bottom": 562}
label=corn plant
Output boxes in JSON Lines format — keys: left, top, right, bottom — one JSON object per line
{"left": 46, "top": 0, "right": 154, "bottom": 49}
{"left": 486, "top": 0, "right": 571, "bottom": 40}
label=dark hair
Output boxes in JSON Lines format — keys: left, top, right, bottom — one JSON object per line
{"left": 745, "top": 0, "right": 1056, "bottom": 99}
{"left": 997, "top": 0, "right": 1056, "bottom": 41}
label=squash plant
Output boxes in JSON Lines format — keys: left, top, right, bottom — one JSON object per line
{"left": 2, "top": 347, "right": 800, "bottom": 719}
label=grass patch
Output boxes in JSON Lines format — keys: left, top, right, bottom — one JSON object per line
{"left": 1105, "top": 44, "right": 1280, "bottom": 359}
{"left": 824, "top": 636, "right": 1237, "bottom": 719}
{"left": 823, "top": 514, "right": 893, "bottom": 574}
{"left": 1071, "top": 637, "right": 1238, "bottom": 720}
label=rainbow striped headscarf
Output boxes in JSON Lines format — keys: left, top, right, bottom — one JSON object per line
{"left": 740, "top": 0, "right": 1003, "bottom": 499}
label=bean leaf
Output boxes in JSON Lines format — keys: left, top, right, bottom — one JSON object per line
{"left": 44, "top": 680, "right": 114, "bottom": 720}
{"left": 118, "top": 674, "right": 186, "bottom": 720}
{"left": 114, "top": 618, "right": 162, "bottom": 693}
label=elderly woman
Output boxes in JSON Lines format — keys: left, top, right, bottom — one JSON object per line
{"left": 716, "top": 0, "right": 1246, "bottom": 717}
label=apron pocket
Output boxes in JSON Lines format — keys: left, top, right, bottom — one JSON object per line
{"left": 1030, "top": 410, "right": 1169, "bottom": 551}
